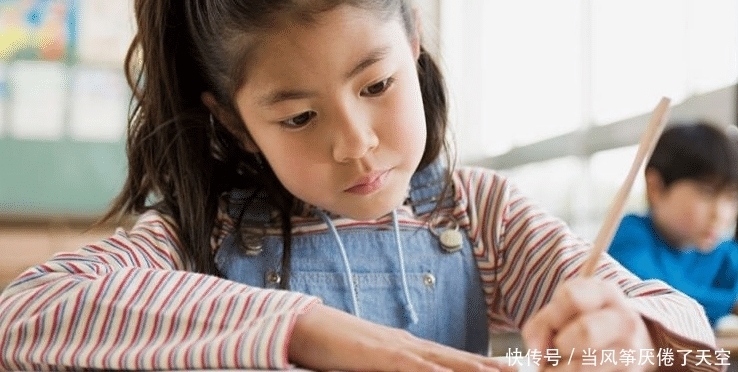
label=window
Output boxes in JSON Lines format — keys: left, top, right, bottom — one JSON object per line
{"left": 440, "top": 0, "right": 738, "bottom": 238}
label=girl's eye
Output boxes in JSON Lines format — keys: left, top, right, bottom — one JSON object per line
{"left": 281, "top": 111, "right": 317, "bottom": 128}
{"left": 361, "top": 77, "right": 395, "bottom": 97}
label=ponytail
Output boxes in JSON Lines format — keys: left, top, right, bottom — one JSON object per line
{"left": 103, "top": 0, "right": 223, "bottom": 274}
{"left": 416, "top": 46, "right": 452, "bottom": 171}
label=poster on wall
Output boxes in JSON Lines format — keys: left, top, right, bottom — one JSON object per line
{"left": 0, "top": 0, "right": 78, "bottom": 62}
{"left": 0, "top": 0, "right": 132, "bottom": 142}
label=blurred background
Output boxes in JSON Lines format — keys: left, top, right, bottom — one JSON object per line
{"left": 0, "top": 0, "right": 736, "bottom": 289}
{"left": 0, "top": 0, "right": 133, "bottom": 287}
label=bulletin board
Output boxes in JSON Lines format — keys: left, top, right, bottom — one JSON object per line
{"left": 0, "top": 0, "right": 77, "bottom": 62}
{"left": 0, "top": 0, "right": 134, "bottom": 220}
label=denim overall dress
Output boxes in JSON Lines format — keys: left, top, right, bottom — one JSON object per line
{"left": 214, "top": 162, "right": 490, "bottom": 354}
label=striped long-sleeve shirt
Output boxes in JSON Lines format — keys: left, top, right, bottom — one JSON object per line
{"left": 0, "top": 166, "right": 721, "bottom": 371}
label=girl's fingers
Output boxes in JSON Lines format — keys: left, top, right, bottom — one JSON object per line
{"left": 540, "top": 345, "right": 655, "bottom": 372}
{"left": 362, "top": 344, "right": 503, "bottom": 372}
{"left": 522, "top": 278, "right": 630, "bottom": 353}
{"left": 382, "top": 349, "right": 454, "bottom": 372}
{"left": 553, "top": 307, "right": 639, "bottom": 352}
{"left": 413, "top": 339, "right": 509, "bottom": 372}
{"left": 522, "top": 279, "right": 656, "bottom": 372}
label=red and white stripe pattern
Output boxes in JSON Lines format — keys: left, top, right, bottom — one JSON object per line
{"left": 455, "top": 166, "right": 720, "bottom": 372}
{"left": 0, "top": 166, "right": 721, "bottom": 371}
{"left": 0, "top": 212, "right": 319, "bottom": 371}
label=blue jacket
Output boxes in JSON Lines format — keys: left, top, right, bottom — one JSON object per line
{"left": 609, "top": 213, "right": 738, "bottom": 326}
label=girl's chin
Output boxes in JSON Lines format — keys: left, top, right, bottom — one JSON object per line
{"left": 340, "top": 201, "right": 406, "bottom": 222}
{"left": 341, "top": 195, "right": 408, "bottom": 221}
{"left": 342, "top": 206, "right": 399, "bottom": 222}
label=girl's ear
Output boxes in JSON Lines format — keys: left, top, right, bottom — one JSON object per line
{"left": 201, "top": 92, "right": 260, "bottom": 153}
{"left": 644, "top": 168, "right": 666, "bottom": 206}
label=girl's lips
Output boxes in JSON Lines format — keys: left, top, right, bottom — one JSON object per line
{"left": 345, "top": 170, "right": 390, "bottom": 195}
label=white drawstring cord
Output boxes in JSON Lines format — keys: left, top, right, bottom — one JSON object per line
{"left": 317, "top": 208, "right": 418, "bottom": 325}
{"left": 318, "top": 209, "right": 361, "bottom": 319}
{"left": 392, "top": 209, "right": 419, "bottom": 324}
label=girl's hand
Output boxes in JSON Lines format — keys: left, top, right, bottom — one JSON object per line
{"left": 521, "top": 278, "right": 656, "bottom": 372}
{"left": 289, "top": 303, "right": 515, "bottom": 372}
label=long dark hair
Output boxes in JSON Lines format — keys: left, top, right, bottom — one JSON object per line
{"left": 102, "top": 0, "right": 451, "bottom": 280}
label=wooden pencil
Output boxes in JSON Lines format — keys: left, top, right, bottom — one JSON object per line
{"left": 579, "top": 97, "right": 671, "bottom": 277}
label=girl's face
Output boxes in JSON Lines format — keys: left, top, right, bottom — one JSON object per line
{"left": 650, "top": 177, "right": 738, "bottom": 252}
{"left": 233, "top": 5, "right": 426, "bottom": 220}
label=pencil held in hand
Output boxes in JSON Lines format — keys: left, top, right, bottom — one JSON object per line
{"left": 579, "top": 97, "right": 671, "bottom": 277}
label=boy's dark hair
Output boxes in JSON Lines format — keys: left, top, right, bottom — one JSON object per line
{"left": 646, "top": 119, "right": 738, "bottom": 190}
{"left": 101, "top": 0, "right": 452, "bottom": 280}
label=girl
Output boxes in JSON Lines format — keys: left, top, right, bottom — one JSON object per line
{"left": 0, "top": 1, "right": 719, "bottom": 371}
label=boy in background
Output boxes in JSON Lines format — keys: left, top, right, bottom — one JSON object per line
{"left": 609, "top": 119, "right": 738, "bottom": 326}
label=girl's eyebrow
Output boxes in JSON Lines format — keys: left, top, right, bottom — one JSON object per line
{"left": 344, "top": 46, "right": 391, "bottom": 80}
{"left": 259, "top": 89, "right": 315, "bottom": 107}
{"left": 258, "top": 46, "right": 391, "bottom": 107}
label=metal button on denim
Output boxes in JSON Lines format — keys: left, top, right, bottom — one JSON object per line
{"left": 265, "top": 270, "right": 281, "bottom": 284}
{"left": 423, "top": 273, "right": 436, "bottom": 287}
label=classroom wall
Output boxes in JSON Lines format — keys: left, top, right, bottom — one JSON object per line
{"left": 0, "top": 0, "right": 132, "bottom": 288}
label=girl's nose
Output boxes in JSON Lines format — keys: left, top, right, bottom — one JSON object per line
{"left": 331, "top": 110, "right": 379, "bottom": 162}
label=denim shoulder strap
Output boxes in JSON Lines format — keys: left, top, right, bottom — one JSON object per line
{"left": 407, "top": 160, "right": 454, "bottom": 215}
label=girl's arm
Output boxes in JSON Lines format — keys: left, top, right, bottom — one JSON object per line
{"left": 0, "top": 210, "right": 320, "bottom": 371}
{"left": 661, "top": 278, "right": 737, "bottom": 327}
{"left": 0, "top": 210, "right": 516, "bottom": 372}
{"left": 456, "top": 167, "right": 720, "bottom": 372}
